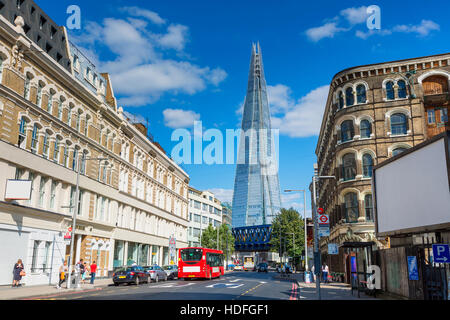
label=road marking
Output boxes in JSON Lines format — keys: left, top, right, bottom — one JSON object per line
{"left": 206, "top": 283, "right": 244, "bottom": 289}
{"left": 233, "top": 283, "right": 264, "bottom": 300}
{"left": 229, "top": 279, "right": 241, "bottom": 283}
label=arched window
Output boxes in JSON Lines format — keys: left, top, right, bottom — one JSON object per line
{"left": 341, "top": 120, "right": 355, "bottom": 142}
{"left": 63, "top": 143, "right": 69, "bottom": 167}
{"left": 356, "top": 84, "right": 367, "bottom": 104}
{"left": 386, "top": 81, "right": 395, "bottom": 100}
{"left": 345, "top": 87, "right": 354, "bottom": 106}
{"left": 43, "top": 131, "right": 50, "bottom": 159}
{"left": 47, "top": 90, "right": 55, "bottom": 113}
{"left": 360, "top": 120, "right": 372, "bottom": 138}
{"left": 344, "top": 192, "right": 359, "bottom": 223}
{"left": 57, "top": 97, "right": 64, "bottom": 120}
{"left": 31, "top": 124, "right": 39, "bottom": 154}
{"left": 72, "top": 148, "right": 79, "bottom": 171}
{"left": 362, "top": 154, "right": 374, "bottom": 178}
{"left": 80, "top": 151, "right": 88, "bottom": 175}
{"left": 364, "top": 194, "right": 373, "bottom": 221}
{"left": 67, "top": 105, "right": 74, "bottom": 126}
{"left": 397, "top": 80, "right": 407, "bottom": 99}
{"left": 76, "top": 111, "right": 81, "bottom": 131}
{"left": 18, "top": 117, "right": 28, "bottom": 149}
{"left": 84, "top": 114, "right": 90, "bottom": 136}
{"left": 24, "top": 74, "right": 32, "bottom": 99}
{"left": 342, "top": 153, "right": 356, "bottom": 181}
{"left": 338, "top": 91, "right": 344, "bottom": 110}
{"left": 36, "top": 82, "right": 44, "bottom": 107}
{"left": 391, "top": 113, "right": 408, "bottom": 135}
{"left": 392, "top": 147, "right": 407, "bottom": 157}
{"left": 0, "top": 56, "right": 4, "bottom": 83}
{"left": 53, "top": 137, "right": 61, "bottom": 162}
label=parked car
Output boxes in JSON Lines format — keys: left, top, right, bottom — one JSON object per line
{"left": 227, "top": 264, "right": 236, "bottom": 271}
{"left": 113, "top": 266, "right": 149, "bottom": 286}
{"left": 144, "top": 265, "right": 168, "bottom": 282}
{"left": 256, "top": 263, "right": 269, "bottom": 273}
{"left": 162, "top": 265, "right": 178, "bottom": 280}
{"left": 233, "top": 264, "right": 244, "bottom": 271}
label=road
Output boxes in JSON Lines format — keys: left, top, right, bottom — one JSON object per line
{"left": 33, "top": 271, "right": 299, "bottom": 300}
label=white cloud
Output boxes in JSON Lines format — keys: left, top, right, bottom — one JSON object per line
{"left": 157, "top": 24, "right": 189, "bottom": 51}
{"left": 163, "top": 108, "right": 201, "bottom": 129}
{"left": 70, "top": 7, "right": 227, "bottom": 107}
{"left": 121, "top": 6, "right": 166, "bottom": 25}
{"left": 393, "top": 20, "right": 440, "bottom": 37}
{"left": 340, "top": 6, "right": 368, "bottom": 25}
{"left": 305, "top": 22, "right": 346, "bottom": 42}
{"left": 207, "top": 188, "right": 234, "bottom": 203}
{"left": 270, "top": 85, "right": 330, "bottom": 138}
{"left": 267, "top": 84, "right": 295, "bottom": 114}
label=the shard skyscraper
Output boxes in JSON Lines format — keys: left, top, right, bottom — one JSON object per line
{"left": 232, "top": 43, "right": 282, "bottom": 228}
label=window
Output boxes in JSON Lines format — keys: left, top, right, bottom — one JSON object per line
{"left": 27, "top": 172, "right": 34, "bottom": 205}
{"left": 338, "top": 91, "right": 344, "bottom": 110}
{"left": 47, "top": 92, "right": 54, "bottom": 113}
{"left": 24, "top": 75, "right": 31, "bottom": 99}
{"left": 57, "top": 98, "right": 63, "bottom": 120}
{"left": 31, "top": 124, "right": 39, "bottom": 154}
{"left": 441, "top": 108, "right": 448, "bottom": 123}
{"left": 386, "top": 81, "right": 395, "bottom": 100}
{"left": 72, "top": 148, "right": 78, "bottom": 171}
{"left": 194, "top": 214, "right": 201, "bottom": 223}
{"left": 18, "top": 118, "right": 27, "bottom": 149}
{"left": 77, "top": 191, "right": 84, "bottom": 216}
{"left": 360, "top": 120, "right": 372, "bottom": 139}
{"left": 67, "top": 106, "right": 73, "bottom": 126}
{"left": 38, "top": 177, "right": 47, "bottom": 208}
{"left": 0, "top": 56, "right": 4, "bottom": 83}
{"left": 80, "top": 152, "right": 87, "bottom": 175}
{"left": 36, "top": 83, "right": 43, "bottom": 107}
{"left": 345, "top": 87, "right": 354, "bottom": 106}
{"left": 42, "top": 242, "right": 52, "bottom": 272}
{"left": 69, "top": 186, "right": 76, "bottom": 214}
{"left": 31, "top": 240, "right": 41, "bottom": 273}
{"left": 391, "top": 113, "right": 408, "bottom": 135}
{"left": 340, "top": 120, "right": 355, "bottom": 142}
{"left": 76, "top": 113, "right": 81, "bottom": 131}
{"left": 392, "top": 147, "right": 407, "bottom": 157}
{"left": 342, "top": 153, "right": 356, "bottom": 181}
{"left": 427, "top": 109, "right": 436, "bottom": 124}
{"left": 84, "top": 115, "right": 89, "bottom": 136}
{"left": 50, "top": 180, "right": 57, "bottom": 209}
{"left": 356, "top": 84, "right": 366, "bottom": 104}
{"left": 194, "top": 201, "right": 201, "bottom": 209}
{"left": 365, "top": 194, "right": 373, "bottom": 221}
{"left": 53, "top": 138, "right": 60, "bottom": 162}
{"left": 42, "top": 132, "right": 50, "bottom": 158}
{"left": 397, "top": 80, "right": 407, "bottom": 99}
{"left": 63, "top": 144, "right": 69, "bottom": 167}
{"left": 15, "top": 168, "right": 24, "bottom": 180}
{"left": 362, "top": 154, "right": 374, "bottom": 178}
{"left": 344, "top": 193, "right": 359, "bottom": 223}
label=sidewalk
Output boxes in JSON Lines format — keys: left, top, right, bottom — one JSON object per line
{"left": 274, "top": 272, "right": 383, "bottom": 300}
{"left": 0, "top": 278, "right": 113, "bottom": 300}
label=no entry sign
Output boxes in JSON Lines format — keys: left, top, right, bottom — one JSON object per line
{"left": 317, "top": 208, "right": 324, "bottom": 214}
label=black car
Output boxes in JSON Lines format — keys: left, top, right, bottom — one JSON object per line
{"left": 162, "top": 265, "right": 178, "bottom": 280}
{"left": 257, "top": 263, "right": 269, "bottom": 273}
{"left": 113, "top": 266, "right": 149, "bottom": 286}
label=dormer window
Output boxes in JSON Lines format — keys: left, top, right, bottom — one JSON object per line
{"left": 39, "top": 16, "right": 47, "bottom": 30}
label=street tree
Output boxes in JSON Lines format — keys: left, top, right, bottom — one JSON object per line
{"left": 201, "top": 224, "right": 235, "bottom": 253}
{"left": 270, "top": 208, "right": 305, "bottom": 263}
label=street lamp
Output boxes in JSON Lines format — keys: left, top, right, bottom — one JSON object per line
{"left": 311, "top": 163, "right": 336, "bottom": 300}
{"left": 284, "top": 189, "right": 308, "bottom": 271}
{"left": 66, "top": 156, "right": 109, "bottom": 289}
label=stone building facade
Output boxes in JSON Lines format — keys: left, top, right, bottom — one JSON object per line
{"left": 0, "top": 3, "right": 189, "bottom": 286}
{"left": 315, "top": 52, "right": 450, "bottom": 281}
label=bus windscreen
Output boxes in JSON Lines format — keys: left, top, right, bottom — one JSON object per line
{"left": 181, "top": 248, "right": 203, "bottom": 262}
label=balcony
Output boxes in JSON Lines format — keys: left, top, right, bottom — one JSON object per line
{"left": 423, "top": 91, "right": 449, "bottom": 105}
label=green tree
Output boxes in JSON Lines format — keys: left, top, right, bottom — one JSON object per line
{"left": 270, "top": 208, "right": 305, "bottom": 261}
{"left": 201, "top": 224, "right": 235, "bottom": 253}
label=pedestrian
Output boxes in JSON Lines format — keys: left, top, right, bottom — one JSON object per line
{"left": 90, "top": 261, "right": 97, "bottom": 285}
{"left": 322, "top": 263, "right": 329, "bottom": 283}
{"left": 12, "top": 259, "right": 25, "bottom": 288}
{"left": 81, "top": 262, "right": 88, "bottom": 284}
{"left": 56, "top": 261, "right": 68, "bottom": 289}
{"left": 311, "top": 265, "right": 316, "bottom": 281}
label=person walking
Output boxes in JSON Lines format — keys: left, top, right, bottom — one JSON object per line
{"left": 90, "top": 261, "right": 97, "bottom": 285}
{"left": 81, "top": 262, "right": 89, "bottom": 284}
{"left": 12, "top": 259, "right": 25, "bottom": 287}
{"left": 56, "top": 261, "right": 68, "bottom": 289}
{"left": 322, "top": 263, "right": 329, "bottom": 283}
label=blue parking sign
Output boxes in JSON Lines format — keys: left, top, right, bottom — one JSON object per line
{"left": 432, "top": 244, "right": 450, "bottom": 263}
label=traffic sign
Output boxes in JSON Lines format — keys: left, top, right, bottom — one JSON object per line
{"left": 432, "top": 244, "right": 450, "bottom": 263}
{"left": 328, "top": 243, "right": 338, "bottom": 255}
{"left": 317, "top": 208, "right": 324, "bottom": 214}
{"left": 319, "top": 225, "right": 330, "bottom": 237}
{"left": 318, "top": 214, "right": 329, "bottom": 225}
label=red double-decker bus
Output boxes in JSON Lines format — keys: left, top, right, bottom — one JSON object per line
{"left": 178, "top": 247, "right": 224, "bottom": 280}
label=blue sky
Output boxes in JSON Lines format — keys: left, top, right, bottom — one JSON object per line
{"left": 38, "top": 0, "right": 450, "bottom": 216}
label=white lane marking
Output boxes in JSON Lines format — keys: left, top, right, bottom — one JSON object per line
{"left": 259, "top": 281, "right": 267, "bottom": 284}
{"left": 206, "top": 283, "right": 244, "bottom": 289}
{"left": 229, "top": 279, "right": 241, "bottom": 283}
{"left": 151, "top": 283, "right": 195, "bottom": 288}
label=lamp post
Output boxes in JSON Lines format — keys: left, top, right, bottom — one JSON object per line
{"left": 311, "top": 163, "right": 336, "bottom": 300}
{"left": 284, "top": 190, "right": 308, "bottom": 271}
{"left": 66, "top": 156, "right": 108, "bottom": 289}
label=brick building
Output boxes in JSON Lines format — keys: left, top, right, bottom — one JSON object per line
{"left": 0, "top": 1, "right": 189, "bottom": 286}
{"left": 315, "top": 52, "right": 450, "bottom": 282}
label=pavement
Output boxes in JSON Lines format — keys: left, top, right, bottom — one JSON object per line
{"left": 0, "top": 278, "right": 113, "bottom": 300}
